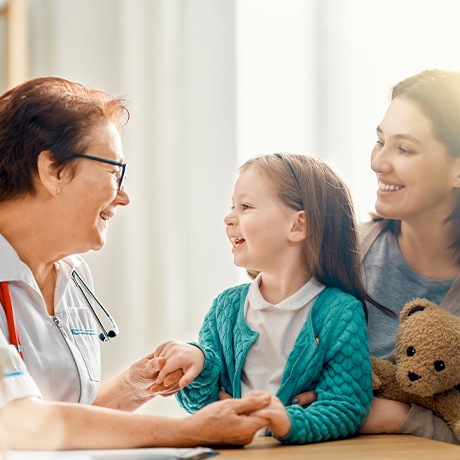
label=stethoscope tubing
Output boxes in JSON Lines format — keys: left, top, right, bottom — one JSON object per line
{"left": 0, "top": 269, "right": 118, "bottom": 362}
{"left": 0, "top": 281, "right": 24, "bottom": 359}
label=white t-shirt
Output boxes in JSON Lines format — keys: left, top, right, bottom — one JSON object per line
{"left": 241, "top": 275, "right": 325, "bottom": 396}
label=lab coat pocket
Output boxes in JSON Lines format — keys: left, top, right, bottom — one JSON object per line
{"left": 68, "top": 309, "right": 101, "bottom": 383}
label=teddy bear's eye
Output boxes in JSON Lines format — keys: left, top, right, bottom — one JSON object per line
{"left": 434, "top": 360, "right": 445, "bottom": 372}
{"left": 407, "top": 346, "right": 416, "bottom": 357}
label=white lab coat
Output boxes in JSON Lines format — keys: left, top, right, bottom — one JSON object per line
{"left": 0, "top": 333, "right": 42, "bottom": 407}
{"left": 0, "top": 234, "right": 100, "bottom": 404}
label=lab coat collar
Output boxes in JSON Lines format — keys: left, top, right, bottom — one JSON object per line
{"left": 0, "top": 233, "right": 85, "bottom": 287}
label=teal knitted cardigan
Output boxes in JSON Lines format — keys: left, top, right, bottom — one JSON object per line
{"left": 177, "top": 284, "right": 372, "bottom": 444}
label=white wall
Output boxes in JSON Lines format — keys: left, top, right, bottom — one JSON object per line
{"left": 17, "top": 0, "right": 460, "bottom": 417}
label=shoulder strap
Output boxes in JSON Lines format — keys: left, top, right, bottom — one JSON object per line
{"left": 359, "top": 219, "right": 386, "bottom": 261}
{"left": 440, "top": 274, "right": 460, "bottom": 315}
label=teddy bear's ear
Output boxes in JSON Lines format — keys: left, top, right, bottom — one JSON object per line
{"left": 400, "top": 298, "right": 438, "bottom": 322}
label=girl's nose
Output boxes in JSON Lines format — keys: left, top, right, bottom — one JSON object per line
{"left": 224, "top": 210, "right": 235, "bottom": 226}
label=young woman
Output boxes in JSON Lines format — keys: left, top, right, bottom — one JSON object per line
{"left": 152, "top": 153, "right": 390, "bottom": 444}
{"left": 359, "top": 69, "right": 460, "bottom": 443}
{"left": 293, "top": 69, "right": 460, "bottom": 444}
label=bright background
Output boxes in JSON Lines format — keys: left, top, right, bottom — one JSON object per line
{"left": 1, "top": 0, "right": 460, "bottom": 416}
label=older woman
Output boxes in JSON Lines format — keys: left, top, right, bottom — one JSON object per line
{"left": 0, "top": 77, "right": 271, "bottom": 449}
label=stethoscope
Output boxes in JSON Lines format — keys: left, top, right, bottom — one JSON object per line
{"left": 0, "top": 269, "right": 119, "bottom": 360}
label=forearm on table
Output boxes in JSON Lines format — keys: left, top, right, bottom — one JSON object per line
{"left": 0, "top": 397, "right": 194, "bottom": 450}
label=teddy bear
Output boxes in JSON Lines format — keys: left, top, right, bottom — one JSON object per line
{"left": 371, "top": 297, "right": 460, "bottom": 435}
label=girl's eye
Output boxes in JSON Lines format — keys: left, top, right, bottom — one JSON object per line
{"left": 241, "top": 204, "right": 250, "bottom": 210}
{"left": 398, "top": 147, "right": 412, "bottom": 155}
{"left": 375, "top": 139, "right": 384, "bottom": 148}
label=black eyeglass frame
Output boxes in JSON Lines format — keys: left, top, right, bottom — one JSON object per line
{"left": 73, "top": 153, "right": 128, "bottom": 190}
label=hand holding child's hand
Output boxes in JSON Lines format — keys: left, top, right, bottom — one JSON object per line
{"left": 253, "top": 395, "right": 291, "bottom": 439}
{"left": 151, "top": 340, "right": 205, "bottom": 394}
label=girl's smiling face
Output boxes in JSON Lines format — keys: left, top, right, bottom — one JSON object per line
{"left": 224, "top": 165, "right": 302, "bottom": 274}
{"left": 371, "top": 97, "right": 460, "bottom": 225}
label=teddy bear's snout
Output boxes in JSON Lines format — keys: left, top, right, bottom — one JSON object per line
{"left": 408, "top": 371, "right": 422, "bottom": 382}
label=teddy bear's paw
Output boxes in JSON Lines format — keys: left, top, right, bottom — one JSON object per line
{"left": 372, "top": 373, "right": 381, "bottom": 391}
{"left": 453, "top": 421, "right": 460, "bottom": 436}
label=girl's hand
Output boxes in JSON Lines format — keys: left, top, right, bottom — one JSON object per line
{"left": 253, "top": 395, "right": 291, "bottom": 439}
{"left": 358, "top": 397, "right": 410, "bottom": 434}
{"left": 152, "top": 340, "right": 205, "bottom": 392}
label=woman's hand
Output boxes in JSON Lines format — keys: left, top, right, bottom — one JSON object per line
{"left": 94, "top": 352, "right": 183, "bottom": 410}
{"left": 187, "top": 391, "right": 272, "bottom": 446}
{"left": 358, "top": 397, "right": 410, "bottom": 434}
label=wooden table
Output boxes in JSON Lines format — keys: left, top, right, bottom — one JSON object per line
{"left": 216, "top": 435, "right": 460, "bottom": 459}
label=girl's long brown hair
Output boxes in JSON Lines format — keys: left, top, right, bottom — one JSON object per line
{"left": 241, "top": 153, "right": 394, "bottom": 318}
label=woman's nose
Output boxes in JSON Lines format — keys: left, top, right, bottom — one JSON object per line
{"left": 370, "top": 146, "right": 391, "bottom": 174}
{"left": 116, "top": 187, "right": 130, "bottom": 206}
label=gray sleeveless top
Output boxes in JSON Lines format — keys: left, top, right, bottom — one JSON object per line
{"left": 361, "top": 221, "right": 458, "bottom": 358}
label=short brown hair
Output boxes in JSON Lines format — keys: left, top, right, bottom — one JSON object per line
{"left": 0, "top": 76, "right": 129, "bottom": 202}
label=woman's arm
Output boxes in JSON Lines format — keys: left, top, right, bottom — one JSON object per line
{"left": 395, "top": 404, "right": 460, "bottom": 444}
{"left": 1, "top": 392, "right": 272, "bottom": 450}
{"left": 93, "top": 353, "right": 182, "bottom": 411}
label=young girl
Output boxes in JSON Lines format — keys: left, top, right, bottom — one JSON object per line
{"left": 153, "top": 153, "right": 391, "bottom": 444}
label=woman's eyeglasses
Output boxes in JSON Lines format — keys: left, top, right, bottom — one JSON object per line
{"left": 73, "top": 153, "right": 128, "bottom": 190}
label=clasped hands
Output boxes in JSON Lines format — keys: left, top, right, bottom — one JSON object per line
{"left": 128, "top": 340, "right": 410, "bottom": 437}
{"left": 129, "top": 339, "right": 291, "bottom": 438}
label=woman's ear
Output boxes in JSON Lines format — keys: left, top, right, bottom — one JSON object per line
{"left": 36, "top": 150, "right": 62, "bottom": 197}
{"left": 289, "top": 210, "right": 308, "bottom": 242}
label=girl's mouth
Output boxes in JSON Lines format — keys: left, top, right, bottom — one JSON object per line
{"left": 232, "top": 236, "right": 246, "bottom": 248}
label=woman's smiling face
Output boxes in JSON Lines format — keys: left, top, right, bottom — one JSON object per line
{"left": 371, "top": 97, "right": 460, "bottom": 224}
{"left": 59, "top": 122, "right": 130, "bottom": 253}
